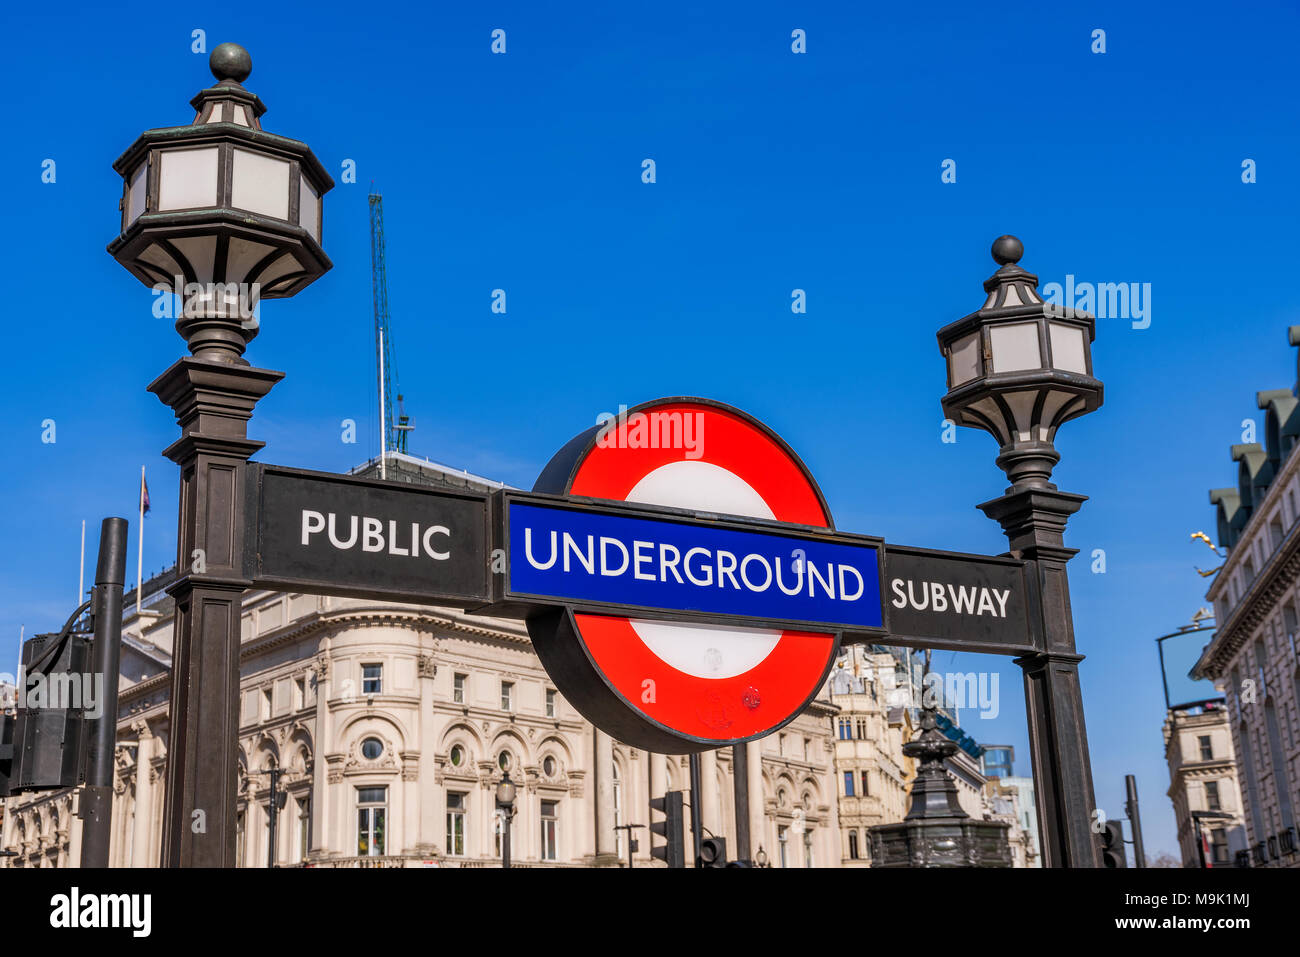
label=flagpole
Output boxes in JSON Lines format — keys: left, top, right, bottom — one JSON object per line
{"left": 137, "top": 465, "right": 146, "bottom": 617}
{"left": 79, "top": 519, "right": 86, "bottom": 606}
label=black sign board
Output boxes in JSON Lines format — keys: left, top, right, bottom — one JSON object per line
{"left": 244, "top": 463, "right": 492, "bottom": 606}
{"left": 862, "top": 544, "right": 1039, "bottom": 655}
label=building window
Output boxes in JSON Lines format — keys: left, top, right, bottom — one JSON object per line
{"left": 804, "top": 829, "right": 814, "bottom": 868}
{"left": 298, "top": 796, "right": 311, "bottom": 862}
{"left": 541, "top": 800, "right": 558, "bottom": 860}
{"left": 1270, "top": 517, "right": 1285, "bottom": 551}
{"left": 545, "top": 688, "right": 556, "bottom": 718}
{"left": 453, "top": 672, "right": 466, "bottom": 705}
{"left": 362, "top": 663, "right": 382, "bottom": 695}
{"left": 843, "top": 771, "right": 855, "bottom": 797}
{"left": 543, "top": 755, "right": 557, "bottom": 777}
{"left": 449, "top": 744, "right": 465, "bottom": 767}
{"left": 861, "top": 771, "right": 870, "bottom": 796}
{"left": 446, "top": 792, "right": 466, "bottom": 856}
{"left": 498, "top": 750, "right": 512, "bottom": 772}
{"left": 1210, "top": 828, "right": 1230, "bottom": 864}
{"left": 1199, "top": 735, "right": 1213, "bottom": 761}
{"left": 838, "top": 718, "right": 851, "bottom": 740}
{"left": 1205, "top": 780, "right": 1221, "bottom": 811}
{"left": 260, "top": 687, "right": 271, "bottom": 720}
{"left": 361, "top": 737, "right": 384, "bottom": 760}
{"left": 357, "top": 786, "right": 387, "bottom": 857}
{"left": 803, "top": 738, "right": 811, "bottom": 762}
{"left": 856, "top": 718, "right": 867, "bottom": 739}
{"left": 778, "top": 825, "right": 788, "bottom": 867}
{"left": 848, "top": 830, "right": 859, "bottom": 859}
{"left": 236, "top": 810, "right": 246, "bottom": 867}
{"left": 501, "top": 681, "right": 514, "bottom": 712}
{"left": 1255, "top": 640, "right": 1268, "bottom": 697}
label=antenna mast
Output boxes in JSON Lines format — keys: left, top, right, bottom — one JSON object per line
{"left": 368, "top": 188, "right": 414, "bottom": 479}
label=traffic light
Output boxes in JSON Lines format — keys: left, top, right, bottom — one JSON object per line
{"left": 649, "top": 790, "right": 685, "bottom": 868}
{"left": 9, "top": 631, "right": 92, "bottom": 792}
{"left": 0, "top": 712, "right": 15, "bottom": 797}
{"left": 699, "top": 836, "right": 727, "bottom": 868}
{"left": 1099, "top": 819, "right": 1127, "bottom": 868}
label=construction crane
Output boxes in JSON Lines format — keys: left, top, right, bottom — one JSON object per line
{"left": 368, "top": 188, "right": 414, "bottom": 478}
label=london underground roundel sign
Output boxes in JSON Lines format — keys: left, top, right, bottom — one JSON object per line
{"left": 520, "top": 397, "right": 877, "bottom": 753}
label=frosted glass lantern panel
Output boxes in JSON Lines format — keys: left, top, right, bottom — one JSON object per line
{"left": 989, "top": 323, "right": 1042, "bottom": 373}
{"left": 1049, "top": 322, "right": 1088, "bottom": 374}
{"left": 299, "top": 177, "right": 320, "bottom": 242}
{"left": 158, "top": 147, "right": 219, "bottom": 211}
{"left": 948, "top": 331, "right": 981, "bottom": 386}
{"left": 127, "top": 161, "right": 147, "bottom": 224}
{"left": 231, "top": 149, "right": 290, "bottom": 220}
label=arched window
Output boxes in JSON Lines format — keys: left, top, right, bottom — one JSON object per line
{"left": 848, "top": 829, "right": 859, "bottom": 859}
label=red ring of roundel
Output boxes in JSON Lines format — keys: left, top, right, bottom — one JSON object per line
{"left": 568, "top": 402, "right": 837, "bottom": 743}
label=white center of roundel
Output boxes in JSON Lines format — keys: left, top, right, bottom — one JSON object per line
{"left": 625, "top": 460, "right": 781, "bottom": 679}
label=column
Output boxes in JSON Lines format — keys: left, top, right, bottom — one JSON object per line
{"left": 747, "top": 741, "right": 764, "bottom": 860}
{"left": 594, "top": 729, "right": 617, "bottom": 864}
{"left": 311, "top": 648, "right": 330, "bottom": 858}
{"left": 132, "top": 728, "right": 156, "bottom": 867}
{"left": 417, "top": 652, "right": 437, "bottom": 853}
{"left": 701, "top": 749, "right": 721, "bottom": 838}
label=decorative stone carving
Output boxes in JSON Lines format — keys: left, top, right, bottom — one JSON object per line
{"left": 417, "top": 655, "right": 437, "bottom": 678}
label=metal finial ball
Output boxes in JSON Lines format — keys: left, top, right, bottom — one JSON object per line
{"left": 991, "top": 235, "right": 1023, "bottom": 266}
{"left": 210, "top": 43, "right": 252, "bottom": 83}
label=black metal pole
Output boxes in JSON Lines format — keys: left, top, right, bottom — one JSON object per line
{"left": 153, "top": 362, "right": 282, "bottom": 867}
{"left": 502, "top": 808, "right": 512, "bottom": 868}
{"left": 983, "top": 491, "right": 1102, "bottom": 868}
{"left": 1125, "top": 774, "right": 1147, "bottom": 868}
{"left": 80, "top": 517, "right": 127, "bottom": 869}
{"left": 688, "top": 753, "right": 703, "bottom": 867}
{"left": 267, "top": 766, "right": 279, "bottom": 869}
{"left": 733, "top": 744, "right": 751, "bottom": 863}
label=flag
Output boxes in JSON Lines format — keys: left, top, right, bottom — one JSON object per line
{"left": 140, "top": 472, "right": 151, "bottom": 516}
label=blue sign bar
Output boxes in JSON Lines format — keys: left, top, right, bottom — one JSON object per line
{"left": 508, "top": 502, "right": 883, "bottom": 629}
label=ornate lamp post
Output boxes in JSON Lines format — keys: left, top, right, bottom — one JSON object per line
{"left": 936, "top": 236, "right": 1104, "bottom": 867}
{"left": 496, "top": 771, "right": 517, "bottom": 868}
{"left": 108, "top": 43, "right": 332, "bottom": 866}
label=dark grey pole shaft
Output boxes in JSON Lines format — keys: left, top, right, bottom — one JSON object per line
{"left": 733, "top": 744, "right": 751, "bottom": 861}
{"left": 982, "top": 488, "right": 1101, "bottom": 868}
{"left": 267, "top": 767, "right": 278, "bottom": 869}
{"left": 152, "top": 359, "right": 282, "bottom": 867}
{"left": 80, "top": 517, "right": 128, "bottom": 869}
{"left": 503, "top": 811, "right": 511, "bottom": 868}
{"left": 1125, "top": 774, "right": 1147, "bottom": 868}
{"left": 688, "top": 753, "right": 703, "bottom": 867}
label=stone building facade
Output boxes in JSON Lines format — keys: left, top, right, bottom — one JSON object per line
{"left": 827, "top": 647, "right": 912, "bottom": 866}
{"left": 1195, "top": 326, "right": 1300, "bottom": 867}
{"left": 1163, "top": 704, "right": 1247, "bottom": 866}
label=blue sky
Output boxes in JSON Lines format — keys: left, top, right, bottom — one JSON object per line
{"left": 4, "top": 0, "right": 1299, "bottom": 861}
